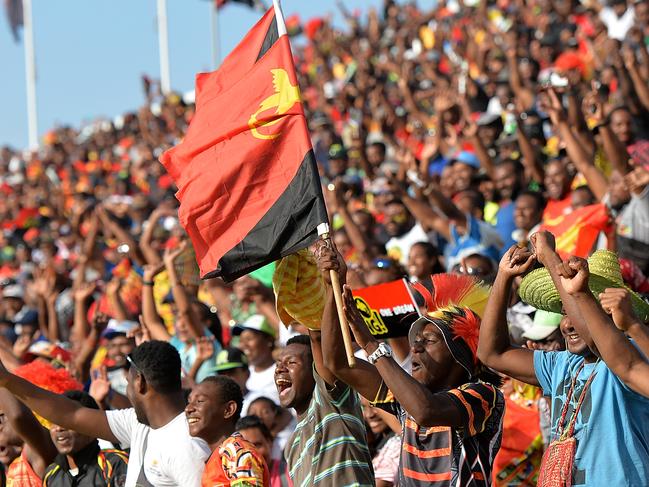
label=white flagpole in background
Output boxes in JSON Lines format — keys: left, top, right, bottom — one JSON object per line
{"left": 272, "top": 0, "right": 286, "bottom": 36}
{"left": 210, "top": 2, "right": 220, "bottom": 69}
{"left": 156, "top": 0, "right": 171, "bottom": 94}
{"left": 22, "top": 0, "right": 38, "bottom": 149}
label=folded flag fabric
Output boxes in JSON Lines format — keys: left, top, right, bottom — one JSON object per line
{"left": 540, "top": 203, "right": 610, "bottom": 259}
{"left": 161, "top": 1, "right": 327, "bottom": 282}
{"left": 273, "top": 249, "right": 324, "bottom": 330}
{"left": 493, "top": 390, "right": 543, "bottom": 486}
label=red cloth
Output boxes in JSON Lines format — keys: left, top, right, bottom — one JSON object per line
{"left": 542, "top": 195, "right": 572, "bottom": 222}
{"left": 620, "top": 258, "right": 649, "bottom": 293}
{"left": 541, "top": 203, "right": 610, "bottom": 258}
{"left": 554, "top": 51, "right": 587, "bottom": 77}
{"left": 493, "top": 395, "right": 543, "bottom": 486}
{"left": 304, "top": 17, "right": 323, "bottom": 40}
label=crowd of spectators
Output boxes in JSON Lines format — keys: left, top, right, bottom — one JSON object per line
{"left": 0, "top": 0, "right": 649, "bottom": 485}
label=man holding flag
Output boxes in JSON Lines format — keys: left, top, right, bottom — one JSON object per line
{"left": 162, "top": 3, "right": 374, "bottom": 485}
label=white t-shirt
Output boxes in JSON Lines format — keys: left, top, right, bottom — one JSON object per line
{"left": 271, "top": 416, "right": 297, "bottom": 460}
{"left": 246, "top": 364, "right": 280, "bottom": 405}
{"left": 106, "top": 409, "right": 210, "bottom": 487}
{"left": 386, "top": 223, "right": 430, "bottom": 265}
{"left": 599, "top": 6, "right": 635, "bottom": 41}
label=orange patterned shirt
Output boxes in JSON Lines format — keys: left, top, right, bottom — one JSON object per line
{"left": 201, "top": 432, "right": 269, "bottom": 487}
{"left": 6, "top": 451, "right": 41, "bottom": 487}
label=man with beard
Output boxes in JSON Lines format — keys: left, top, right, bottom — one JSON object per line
{"left": 274, "top": 333, "right": 374, "bottom": 486}
{"left": 0, "top": 340, "right": 210, "bottom": 486}
{"left": 478, "top": 232, "right": 649, "bottom": 485}
{"left": 315, "top": 244, "right": 504, "bottom": 486}
{"left": 185, "top": 376, "right": 269, "bottom": 486}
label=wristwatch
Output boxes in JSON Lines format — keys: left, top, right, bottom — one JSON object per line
{"left": 367, "top": 342, "right": 393, "bottom": 364}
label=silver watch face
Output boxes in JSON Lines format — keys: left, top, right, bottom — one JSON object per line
{"left": 370, "top": 343, "right": 391, "bottom": 363}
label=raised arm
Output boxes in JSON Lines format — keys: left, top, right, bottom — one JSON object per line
{"left": 140, "top": 204, "right": 177, "bottom": 265}
{"left": 163, "top": 242, "right": 203, "bottom": 339}
{"left": 0, "top": 389, "right": 57, "bottom": 477}
{"left": 330, "top": 182, "right": 376, "bottom": 265}
{"left": 316, "top": 243, "right": 383, "bottom": 397}
{"left": 45, "top": 291, "right": 60, "bottom": 344}
{"left": 390, "top": 179, "right": 459, "bottom": 241}
{"left": 557, "top": 258, "right": 649, "bottom": 397}
{"left": 505, "top": 40, "right": 534, "bottom": 109}
{"left": 622, "top": 47, "right": 649, "bottom": 112}
{"left": 141, "top": 263, "right": 171, "bottom": 341}
{"left": 106, "top": 278, "right": 129, "bottom": 322}
{"left": 547, "top": 89, "right": 608, "bottom": 201}
{"left": 532, "top": 231, "right": 593, "bottom": 343}
{"left": 477, "top": 246, "right": 540, "bottom": 385}
{"left": 0, "top": 361, "right": 118, "bottom": 444}
{"left": 600, "top": 288, "right": 649, "bottom": 361}
{"left": 463, "top": 121, "right": 497, "bottom": 180}
{"left": 96, "top": 205, "right": 146, "bottom": 267}
{"left": 515, "top": 113, "right": 545, "bottom": 184}
{"left": 70, "top": 282, "right": 96, "bottom": 352}
{"left": 316, "top": 243, "right": 467, "bottom": 428}
{"left": 583, "top": 85, "right": 632, "bottom": 176}
{"left": 613, "top": 51, "right": 644, "bottom": 118}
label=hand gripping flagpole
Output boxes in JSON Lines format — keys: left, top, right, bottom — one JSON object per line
{"left": 318, "top": 223, "right": 356, "bottom": 368}
{"left": 274, "top": 0, "right": 355, "bottom": 367}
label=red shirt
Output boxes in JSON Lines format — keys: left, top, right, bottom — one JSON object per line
{"left": 543, "top": 195, "right": 572, "bottom": 223}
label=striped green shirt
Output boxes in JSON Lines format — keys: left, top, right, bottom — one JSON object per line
{"left": 284, "top": 370, "right": 374, "bottom": 487}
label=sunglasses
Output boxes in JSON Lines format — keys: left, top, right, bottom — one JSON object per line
{"left": 389, "top": 213, "right": 408, "bottom": 224}
{"left": 453, "top": 265, "right": 492, "bottom": 277}
{"left": 126, "top": 354, "right": 140, "bottom": 374}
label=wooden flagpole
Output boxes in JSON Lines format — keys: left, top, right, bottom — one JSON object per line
{"left": 318, "top": 223, "right": 356, "bottom": 368}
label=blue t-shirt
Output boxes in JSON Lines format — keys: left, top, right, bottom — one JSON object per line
{"left": 170, "top": 330, "right": 221, "bottom": 383}
{"left": 493, "top": 201, "right": 516, "bottom": 250}
{"left": 534, "top": 351, "right": 649, "bottom": 486}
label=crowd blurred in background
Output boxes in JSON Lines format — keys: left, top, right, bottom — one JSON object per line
{"left": 1, "top": 0, "right": 649, "bottom": 485}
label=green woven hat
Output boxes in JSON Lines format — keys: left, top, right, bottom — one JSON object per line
{"left": 519, "top": 250, "right": 649, "bottom": 323}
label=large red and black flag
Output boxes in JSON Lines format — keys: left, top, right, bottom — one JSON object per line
{"left": 161, "top": 1, "right": 327, "bottom": 282}
{"left": 4, "top": 0, "right": 23, "bottom": 42}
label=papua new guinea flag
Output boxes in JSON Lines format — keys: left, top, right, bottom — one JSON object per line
{"left": 160, "top": 1, "right": 327, "bottom": 282}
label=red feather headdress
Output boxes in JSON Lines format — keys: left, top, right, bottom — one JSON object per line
{"left": 411, "top": 274, "right": 490, "bottom": 362}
